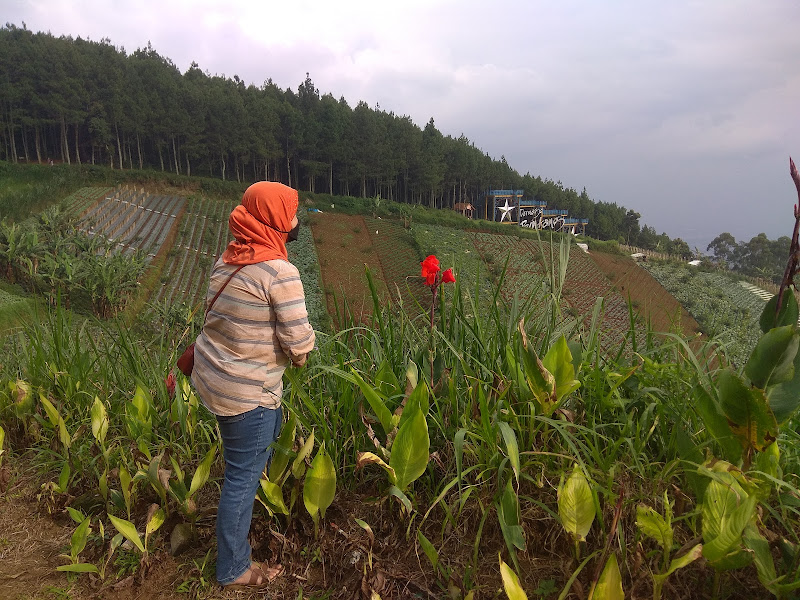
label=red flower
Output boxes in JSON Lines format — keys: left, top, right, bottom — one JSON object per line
{"left": 165, "top": 372, "right": 176, "bottom": 399}
{"left": 420, "top": 255, "right": 441, "bottom": 286}
{"left": 441, "top": 268, "right": 455, "bottom": 284}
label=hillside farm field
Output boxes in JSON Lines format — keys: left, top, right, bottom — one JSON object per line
{"left": 1, "top": 185, "right": 800, "bottom": 600}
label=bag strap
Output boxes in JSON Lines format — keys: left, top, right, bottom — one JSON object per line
{"left": 205, "top": 265, "right": 244, "bottom": 317}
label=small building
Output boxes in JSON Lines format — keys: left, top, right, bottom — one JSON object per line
{"left": 631, "top": 252, "right": 647, "bottom": 262}
{"left": 453, "top": 202, "right": 475, "bottom": 219}
{"left": 687, "top": 259, "right": 702, "bottom": 267}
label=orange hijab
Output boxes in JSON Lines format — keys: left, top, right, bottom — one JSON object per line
{"left": 222, "top": 181, "right": 299, "bottom": 265}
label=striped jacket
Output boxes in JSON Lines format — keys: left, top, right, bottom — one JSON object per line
{"left": 192, "top": 258, "right": 315, "bottom": 416}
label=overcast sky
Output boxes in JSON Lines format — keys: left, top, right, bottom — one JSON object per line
{"left": 7, "top": 0, "right": 800, "bottom": 250}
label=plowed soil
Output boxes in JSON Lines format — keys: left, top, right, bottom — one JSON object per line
{"left": 589, "top": 251, "right": 701, "bottom": 338}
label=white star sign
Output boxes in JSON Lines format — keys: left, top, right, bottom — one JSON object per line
{"left": 498, "top": 198, "right": 515, "bottom": 222}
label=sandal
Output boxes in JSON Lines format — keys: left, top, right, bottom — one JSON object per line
{"left": 223, "top": 562, "right": 284, "bottom": 590}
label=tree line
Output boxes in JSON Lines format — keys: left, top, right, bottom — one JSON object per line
{"left": 0, "top": 23, "right": 783, "bottom": 264}
{"left": 705, "top": 232, "right": 790, "bottom": 284}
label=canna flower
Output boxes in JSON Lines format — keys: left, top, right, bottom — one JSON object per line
{"left": 441, "top": 268, "right": 455, "bottom": 284}
{"left": 420, "top": 255, "right": 441, "bottom": 286}
{"left": 165, "top": 372, "right": 176, "bottom": 399}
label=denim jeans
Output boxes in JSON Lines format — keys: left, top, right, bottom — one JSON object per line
{"left": 215, "top": 405, "right": 282, "bottom": 585}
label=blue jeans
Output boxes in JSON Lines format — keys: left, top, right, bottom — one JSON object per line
{"left": 215, "top": 405, "right": 282, "bottom": 585}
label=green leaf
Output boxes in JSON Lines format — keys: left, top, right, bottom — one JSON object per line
{"left": 766, "top": 343, "right": 800, "bottom": 424}
{"left": 692, "top": 386, "right": 741, "bottom": 464}
{"left": 90, "top": 396, "right": 108, "bottom": 445}
{"left": 131, "top": 383, "right": 152, "bottom": 423}
{"left": 351, "top": 369, "right": 394, "bottom": 436}
{"left": 108, "top": 514, "right": 145, "bottom": 554}
{"left": 188, "top": 444, "right": 217, "bottom": 499}
{"left": 759, "top": 288, "right": 798, "bottom": 333}
{"left": 519, "top": 343, "right": 557, "bottom": 414}
{"left": 653, "top": 544, "right": 702, "bottom": 584}
{"left": 636, "top": 504, "right": 672, "bottom": 551}
{"left": 292, "top": 430, "right": 315, "bottom": 480}
{"left": 745, "top": 326, "right": 798, "bottom": 388}
{"left": 743, "top": 525, "right": 778, "bottom": 591}
{"left": 375, "top": 360, "right": 401, "bottom": 398}
{"left": 259, "top": 479, "right": 289, "bottom": 515}
{"left": 499, "top": 556, "right": 529, "bottom": 600}
{"left": 58, "top": 463, "right": 71, "bottom": 493}
{"left": 498, "top": 480, "right": 526, "bottom": 552}
{"left": 66, "top": 507, "right": 85, "bottom": 524}
{"left": 57, "top": 563, "right": 99, "bottom": 573}
{"left": 398, "top": 381, "right": 429, "bottom": 430}
{"left": 718, "top": 370, "right": 778, "bottom": 452}
{"left": 594, "top": 554, "right": 624, "bottom": 600}
{"left": 70, "top": 516, "right": 91, "bottom": 560}
{"left": 387, "top": 485, "right": 413, "bottom": 514}
{"left": 145, "top": 507, "right": 165, "bottom": 549}
{"left": 269, "top": 412, "right": 297, "bottom": 483}
{"left": 405, "top": 360, "right": 419, "bottom": 391}
{"left": 388, "top": 408, "right": 430, "bottom": 491}
{"left": 417, "top": 530, "right": 439, "bottom": 572}
{"left": 701, "top": 474, "right": 757, "bottom": 564}
{"left": 542, "top": 335, "right": 581, "bottom": 402}
{"left": 557, "top": 465, "right": 595, "bottom": 542}
{"left": 303, "top": 443, "right": 336, "bottom": 524}
{"left": 498, "top": 422, "right": 520, "bottom": 484}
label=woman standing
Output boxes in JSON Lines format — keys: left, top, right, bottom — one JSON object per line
{"left": 192, "top": 181, "right": 315, "bottom": 589}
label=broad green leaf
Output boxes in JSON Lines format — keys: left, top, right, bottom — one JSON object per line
{"left": 652, "top": 544, "right": 702, "bottom": 585}
{"left": 351, "top": 369, "right": 394, "bottom": 436}
{"left": 766, "top": 343, "right": 800, "bottom": 424}
{"left": 405, "top": 360, "right": 419, "bottom": 391}
{"left": 594, "top": 553, "right": 624, "bottom": 600}
{"left": 303, "top": 443, "right": 336, "bottom": 523}
{"left": 693, "top": 386, "right": 741, "bottom": 464}
{"left": 558, "top": 465, "right": 595, "bottom": 542}
{"left": 40, "top": 394, "right": 70, "bottom": 451}
{"left": 398, "top": 381, "right": 429, "bottom": 429}
{"left": 145, "top": 507, "right": 165, "bottom": 549}
{"left": 259, "top": 479, "right": 289, "bottom": 515}
{"left": 389, "top": 408, "right": 430, "bottom": 491}
{"left": 269, "top": 412, "right": 297, "bottom": 483}
{"left": 356, "top": 451, "right": 397, "bottom": 484}
{"left": 131, "top": 383, "right": 151, "bottom": 423}
{"left": 99, "top": 467, "right": 108, "bottom": 501}
{"left": 292, "top": 430, "right": 315, "bottom": 480}
{"left": 387, "top": 485, "right": 412, "bottom": 514}
{"left": 636, "top": 504, "right": 672, "bottom": 550}
{"left": 70, "top": 516, "right": 91, "bottom": 559}
{"left": 188, "top": 444, "right": 217, "bottom": 498}
{"left": 760, "top": 289, "right": 798, "bottom": 333}
{"left": 57, "top": 563, "right": 99, "bottom": 573}
{"left": 57, "top": 462, "right": 71, "bottom": 493}
{"left": 417, "top": 530, "right": 439, "bottom": 572}
{"left": 0, "top": 425, "right": 5, "bottom": 462}
{"left": 90, "top": 396, "right": 108, "bottom": 445}
{"left": 743, "top": 525, "right": 778, "bottom": 591}
{"left": 498, "top": 481, "right": 526, "bottom": 552}
{"left": 745, "top": 326, "right": 798, "bottom": 388}
{"left": 499, "top": 556, "right": 529, "bottom": 600}
{"left": 498, "top": 422, "right": 520, "bottom": 484}
{"left": 108, "top": 514, "right": 145, "bottom": 554}
{"left": 520, "top": 344, "right": 557, "bottom": 414}
{"left": 542, "top": 336, "right": 581, "bottom": 402}
{"left": 718, "top": 370, "right": 778, "bottom": 452}
{"left": 120, "top": 466, "right": 132, "bottom": 516}
{"left": 701, "top": 476, "right": 757, "bottom": 564}
{"left": 145, "top": 507, "right": 165, "bottom": 537}
{"left": 375, "top": 360, "right": 401, "bottom": 398}
{"left": 66, "top": 507, "right": 85, "bottom": 524}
